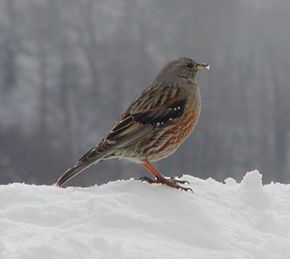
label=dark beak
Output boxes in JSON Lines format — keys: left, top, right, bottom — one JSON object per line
{"left": 197, "top": 63, "right": 210, "bottom": 70}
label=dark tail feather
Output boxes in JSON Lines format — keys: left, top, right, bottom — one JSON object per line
{"left": 55, "top": 148, "right": 111, "bottom": 187}
{"left": 55, "top": 162, "right": 92, "bottom": 187}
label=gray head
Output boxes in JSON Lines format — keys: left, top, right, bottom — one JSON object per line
{"left": 154, "top": 57, "right": 209, "bottom": 82}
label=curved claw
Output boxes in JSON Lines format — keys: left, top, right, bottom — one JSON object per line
{"left": 176, "top": 185, "right": 193, "bottom": 192}
{"left": 170, "top": 177, "right": 190, "bottom": 185}
{"left": 139, "top": 176, "right": 154, "bottom": 183}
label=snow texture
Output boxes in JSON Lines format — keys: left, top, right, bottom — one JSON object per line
{"left": 1, "top": 170, "right": 290, "bottom": 259}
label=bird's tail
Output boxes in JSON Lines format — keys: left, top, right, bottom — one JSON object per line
{"left": 55, "top": 147, "right": 112, "bottom": 187}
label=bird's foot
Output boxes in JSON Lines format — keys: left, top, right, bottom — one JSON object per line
{"left": 160, "top": 176, "right": 192, "bottom": 192}
{"left": 139, "top": 176, "right": 156, "bottom": 184}
{"left": 169, "top": 177, "right": 190, "bottom": 185}
{"left": 140, "top": 176, "right": 192, "bottom": 192}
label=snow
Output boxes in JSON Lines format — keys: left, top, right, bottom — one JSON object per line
{"left": 1, "top": 170, "right": 290, "bottom": 259}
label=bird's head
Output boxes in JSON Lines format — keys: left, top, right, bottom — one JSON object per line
{"left": 155, "top": 57, "right": 209, "bottom": 82}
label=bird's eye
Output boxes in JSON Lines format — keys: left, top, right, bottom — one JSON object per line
{"left": 187, "top": 63, "right": 194, "bottom": 68}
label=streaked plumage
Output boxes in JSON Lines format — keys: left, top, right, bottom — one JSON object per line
{"left": 56, "top": 57, "right": 209, "bottom": 191}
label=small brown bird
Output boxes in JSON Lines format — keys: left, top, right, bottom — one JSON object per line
{"left": 56, "top": 57, "right": 209, "bottom": 191}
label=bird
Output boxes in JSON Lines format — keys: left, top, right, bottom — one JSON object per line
{"left": 55, "top": 57, "right": 209, "bottom": 191}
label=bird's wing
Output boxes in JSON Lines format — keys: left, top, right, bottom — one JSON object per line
{"left": 131, "top": 98, "right": 186, "bottom": 127}
{"left": 100, "top": 84, "right": 187, "bottom": 146}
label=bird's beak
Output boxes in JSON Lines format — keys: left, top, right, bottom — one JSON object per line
{"left": 197, "top": 63, "right": 210, "bottom": 70}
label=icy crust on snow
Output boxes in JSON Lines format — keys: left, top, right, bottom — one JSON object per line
{"left": 1, "top": 171, "right": 290, "bottom": 259}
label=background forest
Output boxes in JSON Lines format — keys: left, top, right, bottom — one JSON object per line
{"left": 0, "top": 0, "right": 289, "bottom": 186}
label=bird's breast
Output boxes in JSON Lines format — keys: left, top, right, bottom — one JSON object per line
{"left": 170, "top": 96, "right": 200, "bottom": 144}
{"left": 145, "top": 87, "right": 201, "bottom": 160}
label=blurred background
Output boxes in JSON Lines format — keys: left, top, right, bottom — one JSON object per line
{"left": 0, "top": 0, "right": 289, "bottom": 186}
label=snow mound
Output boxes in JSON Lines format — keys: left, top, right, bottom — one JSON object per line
{"left": 1, "top": 170, "right": 290, "bottom": 259}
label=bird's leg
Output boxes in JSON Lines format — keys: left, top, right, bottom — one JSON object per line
{"left": 140, "top": 160, "right": 192, "bottom": 192}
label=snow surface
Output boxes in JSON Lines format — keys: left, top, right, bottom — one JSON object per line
{"left": 1, "top": 170, "right": 290, "bottom": 259}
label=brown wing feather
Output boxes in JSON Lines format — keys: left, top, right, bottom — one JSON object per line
{"left": 95, "top": 82, "right": 187, "bottom": 155}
